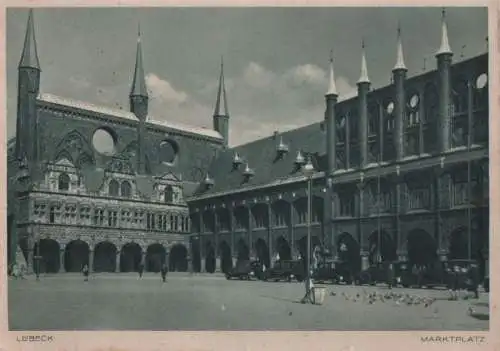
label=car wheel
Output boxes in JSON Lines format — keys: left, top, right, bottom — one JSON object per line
{"left": 402, "top": 284, "right": 409, "bottom": 288}
{"left": 225, "top": 275, "right": 231, "bottom": 280}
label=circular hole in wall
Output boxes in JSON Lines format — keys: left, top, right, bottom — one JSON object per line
{"left": 475, "top": 73, "right": 488, "bottom": 90}
{"left": 409, "top": 94, "right": 420, "bottom": 108}
{"left": 159, "top": 140, "right": 179, "bottom": 164}
{"left": 92, "top": 128, "right": 116, "bottom": 156}
{"left": 386, "top": 101, "right": 395, "bottom": 114}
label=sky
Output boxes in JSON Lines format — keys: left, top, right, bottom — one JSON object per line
{"left": 6, "top": 7, "right": 488, "bottom": 147}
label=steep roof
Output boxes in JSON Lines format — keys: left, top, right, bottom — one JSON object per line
{"left": 37, "top": 93, "right": 223, "bottom": 140}
{"left": 190, "top": 122, "right": 326, "bottom": 198}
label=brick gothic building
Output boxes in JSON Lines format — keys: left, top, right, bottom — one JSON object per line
{"left": 187, "top": 14, "right": 489, "bottom": 278}
{"left": 7, "top": 10, "right": 229, "bottom": 273}
{"left": 8, "top": 10, "right": 489, "bottom": 278}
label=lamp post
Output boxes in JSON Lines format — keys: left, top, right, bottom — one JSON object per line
{"left": 301, "top": 156, "right": 315, "bottom": 304}
{"left": 33, "top": 220, "right": 42, "bottom": 281}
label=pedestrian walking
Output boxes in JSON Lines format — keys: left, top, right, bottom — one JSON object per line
{"left": 82, "top": 264, "right": 89, "bottom": 282}
{"left": 160, "top": 263, "right": 168, "bottom": 283}
{"left": 469, "top": 263, "right": 480, "bottom": 299}
{"left": 138, "top": 262, "right": 144, "bottom": 278}
{"left": 387, "top": 263, "right": 395, "bottom": 289}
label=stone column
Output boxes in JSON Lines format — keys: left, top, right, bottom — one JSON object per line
{"left": 59, "top": 248, "right": 65, "bottom": 273}
{"left": 267, "top": 201, "right": 273, "bottom": 268}
{"left": 27, "top": 248, "right": 34, "bottom": 274}
{"left": 393, "top": 68, "right": 406, "bottom": 162}
{"left": 357, "top": 178, "right": 366, "bottom": 251}
{"left": 357, "top": 81, "right": 370, "bottom": 168}
{"left": 247, "top": 206, "right": 254, "bottom": 260}
{"left": 115, "top": 250, "right": 121, "bottom": 273}
{"left": 436, "top": 48, "right": 453, "bottom": 153}
{"left": 290, "top": 200, "right": 295, "bottom": 258}
{"left": 89, "top": 250, "right": 94, "bottom": 272}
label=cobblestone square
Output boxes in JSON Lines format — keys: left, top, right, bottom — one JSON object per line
{"left": 8, "top": 273, "right": 489, "bottom": 331}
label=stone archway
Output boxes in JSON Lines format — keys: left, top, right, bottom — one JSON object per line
{"left": 275, "top": 236, "right": 292, "bottom": 261}
{"left": 120, "top": 242, "right": 142, "bottom": 272}
{"left": 255, "top": 238, "right": 270, "bottom": 268}
{"left": 448, "top": 226, "right": 479, "bottom": 260}
{"left": 336, "top": 232, "right": 361, "bottom": 274}
{"left": 169, "top": 244, "right": 188, "bottom": 272}
{"left": 93, "top": 241, "right": 117, "bottom": 272}
{"left": 190, "top": 239, "right": 201, "bottom": 273}
{"left": 407, "top": 229, "right": 437, "bottom": 267}
{"left": 205, "top": 242, "right": 216, "bottom": 273}
{"left": 236, "top": 238, "right": 250, "bottom": 263}
{"left": 33, "top": 239, "right": 60, "bottom": 273}
{"left": 218, "top": 241, "right": 232, "bottom": 274}
{"left": 146, "top": 243, "right": 166, "bottom": 272}
{"left": 297, "top": 235, "right": 321, "bottom": 267}
{"left": 64, "top": 240, "right": 90, "bottom": 272}
{"left": 367, "top": 230, "right": 397, "bottom": 265}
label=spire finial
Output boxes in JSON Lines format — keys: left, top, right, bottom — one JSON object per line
{"left": 358, "top": 38, "right": 370, "bottom": 84}
{"left": 436, "top": 7, "right": 453, "bottom": 56}
{"left": 130, "top": 23, "right": 148, "bottom": 97}
{"left": 19, "top": 8, "right": 41, "bottom": 70}
{"left": 393, "top": 21, "right": 407, "bottom": 71}
{"left": 214, "top": 57, "right": 229, "bottom": 116}
{"left": 326, "top": 49, "right": 338, "bottom": 96}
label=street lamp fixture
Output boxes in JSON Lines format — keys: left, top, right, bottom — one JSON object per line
{"left": 33, "top": 220, "right": 42, "bottom": 281}
{"left": 301, "top": 156, "right": 315, "bottom": 304}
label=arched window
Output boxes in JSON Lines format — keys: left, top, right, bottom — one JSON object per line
{"left": 109, "top": 179, "right": 119, "bottom": 197}
{"left": 164, "top": 186, "right": 174, "bottom": 203}
{"left": 121, "top": 181, "right": 132, "bottom": 197}
{"left": 58, "top": 173, "right": 70, "bottom": 191}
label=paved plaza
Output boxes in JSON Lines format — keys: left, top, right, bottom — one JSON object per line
{"left": 8, "top": 273, "right": 489, "bottom": 331}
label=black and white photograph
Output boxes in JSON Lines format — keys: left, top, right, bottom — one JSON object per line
{"left": 3, "top": 4, "right": 492, "bottom": 339}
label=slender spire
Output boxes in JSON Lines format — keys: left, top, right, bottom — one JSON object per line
{"left": 326, "top": 50, "right": 338, "bottom": 96}
{"left": 214, "top": 56, "right": 229, "bottom": 116}
{"left": 357, "top": 39, "right": 370, "bottom": 84}
{"left": 130, "top": 23, "right": 148, "bottom": 97}
{"left": 19, "top": 9, "right": 40, "bottom": 70}
{"left": 393, "top": 22, "right": 407, "bottom": 71}
{"left": 436, "top": 8, "right": 453, "bottom": 56}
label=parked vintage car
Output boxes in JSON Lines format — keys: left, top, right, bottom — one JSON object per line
{"left": 225, "top": 260, "right": 263, "bottom": 280}
{"left": 354, "top": 261, "right": 399, "bottom": 286}
{"left": 396, "top": 259, "right": 479, "bottom": 290}
{"left": 263, "top": 260, "right": 304, "bottom": 282}
{"left": 313, "top": 259, "right": 354, "bottom": 284}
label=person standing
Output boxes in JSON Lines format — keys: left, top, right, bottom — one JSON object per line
{"left": 82, "top": 264, "right": 89, "bottom": 282}
{"left": 470, "top": 263, "right": 480, "bottom": 299}
{"left": 387, "top": 263, "right": 395, "bottom": 289}
{"left": 138, "top": 262, "right": 144, "bottom": 279}
{"left": 160, "top": 263, "right": 168, "bottom": 283}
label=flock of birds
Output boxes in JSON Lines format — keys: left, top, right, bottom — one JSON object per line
{"left": 330, "top": 289, "right": 438, "bottom": 308}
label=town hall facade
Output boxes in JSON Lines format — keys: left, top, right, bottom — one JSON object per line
{"left": 7, "top": 10, "right": 489, "bottom": 279}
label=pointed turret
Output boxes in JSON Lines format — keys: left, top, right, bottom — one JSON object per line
{"left": 325, "top": 50, "right": 338, "bottom": 96}
{"left": 436, "top": 8, "right": 453, "bottom": 56}
{"left": 214, "top": 56, "right": 229, "bottom": 117}
{"left": 213, "top": 56, "right": 230, "bottom": 147}
{"left": 393, "top": 23, "right": 407, "bottom": 71}
{"left": 129, "top": 24, "right": 148, "bottom": 121}
{"left": 357, "top": 40, "right": 370, "bottom": 84}
{"left": 130, "top": 25, "right": 148, "bottom": 98}
{"left": 19, "top": 9, "right": 40, "bottom": 70}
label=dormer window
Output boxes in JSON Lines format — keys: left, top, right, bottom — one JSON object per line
{"left": 294, "top": 150, "right": 306, "bottom": 167}
{"left": 243, "top": 163, "right": 255, "bottom": 178}
{"left": 203, "top": 173, "right": 214, "bottom": 188}
{"left": 276, "top": 136, "right": 289, "bottom": 156}
{"left": 232, "top": 152, "right": 243, "bottom": 169}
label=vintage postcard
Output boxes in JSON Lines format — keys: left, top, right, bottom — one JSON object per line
{"left": 0, "top": 1, "right": 498, "bottom": 350}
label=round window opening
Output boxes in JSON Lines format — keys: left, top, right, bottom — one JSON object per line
{"left": 159, "top": 140, "right": 178, "bottom": 164}
{"left": 409, "top": 94, "right": 419, "bottom": 108}
{"left": 92, "top": 128, "right": 116, "bottom": 156}
{"left": 476, "top": 73, "right": 488, "bottom": 90}
{"left": 386, "top": 102, "right": 395, "bottom": 114}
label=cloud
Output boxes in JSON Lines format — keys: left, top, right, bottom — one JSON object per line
{"left": 145, "top": 73, "right": 188, "bottom": 105}
{"left": 141, "top": 61, "right": 357, "bottom": 146}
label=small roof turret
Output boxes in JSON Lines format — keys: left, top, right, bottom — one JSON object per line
{"left": 325, "top": 50, "right": 338, "bottom": 96}
{"left": 19, "top": 9, "right": 40, "bottom": 70}
{"left": 393, "top": 23, "right": 407, "bottom": 71}
{"left": 436, "top": 8, "right": 453, "bottom": 56}
{"left": 357, "top": 39, "right": 370, "bottom": 84}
